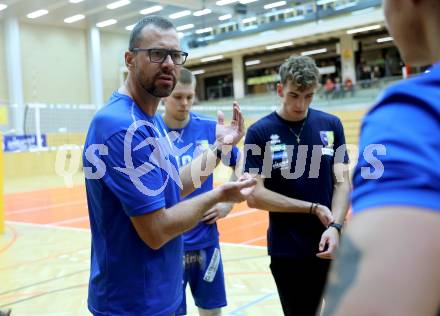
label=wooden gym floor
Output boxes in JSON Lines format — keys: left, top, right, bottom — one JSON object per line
{"left": 0, "top": 173, "right": 283, "bottom": 316}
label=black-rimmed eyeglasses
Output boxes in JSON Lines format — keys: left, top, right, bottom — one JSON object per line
{"left": 131, "top": 48, "right": 189, "bottom": 65}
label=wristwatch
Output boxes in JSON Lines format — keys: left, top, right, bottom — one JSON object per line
{"left": 328, "top": 222, "right": 343, "bottom": 235}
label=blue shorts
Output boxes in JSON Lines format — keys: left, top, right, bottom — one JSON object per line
{"left": 175, "top": 244, "right": 227, "bottom": 315}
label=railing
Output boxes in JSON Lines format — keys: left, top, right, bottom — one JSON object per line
{"left": 184, "top": 0, "right": 382, "bottom": 48}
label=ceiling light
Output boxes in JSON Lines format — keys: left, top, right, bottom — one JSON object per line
{"left": 192, "top": 69, "right": 205, "bottom": 75}
{"left": 27, "top": 9, "right": 49, "bottom": 19}
{"left": 194, "top": 9, "right": 212, "bottom": 16}
{"left": 240, "top": 0, "right": 258, "bottom": 3}
{"left": 218, "top": 14, "right": 232, "bottom": 21}
{"left": 64, "top": 14, "right": 85, "bottom": 23}
{"left": 96, "top": 19, "right": 117, "bottom": 27}
{"left": 347, "top": 24, "right": 381, "bottom": 34}
{"left": 266, "top": 41, "right": 293, "bottom": 50}
{"left": 196, "top": 27, "right": 213, "bottom": 34}
{"left": 264, "top": 1, "right": 286, "bottom": 10}
{"left": 216, "top": 0, "right": 238, "bottom": 5}
{"left": 139, "top": 5, "right": 163, "bottom": 15}
{"left": 176, "top": 24, "right": 194, "bottom": 31}
{"left": 245, "top": 59, "right": 261, "bottom": 66}
{"left": 106, "top": 0, "right": 130, "bottom": 10}
{"left": 69, "top": 0, "right": 84, "bottom": 3}
{"left": 125, "top": 24, "right": 135, "bottom": 31}
{"left": 201, "top": 55, "right": 224, "bottom": 63}
{"left": 0, "top": 3, "right": 8, "bottom": 11}
{"left": 301, "top": 48, "right": 328, "bottom": 56}
{"left": 242, "top": 17, "right": 257, "bottom": 24}
{"left": 169, "top": 10, "right": 191, "bottom": 19}
{"left": 377, "top": 36, "right": 393, "bottom": 43}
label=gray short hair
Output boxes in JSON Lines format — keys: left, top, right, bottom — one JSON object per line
{"left": 279, "top": 55, "right": 320, "bottom": 90}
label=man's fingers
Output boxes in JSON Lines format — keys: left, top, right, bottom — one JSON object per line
{"left": 206, "top": 217, "right": 219, "bottom": 225}
{"left": 203, "top": 210, "right": 218, "bottom": 222}
{"left": 232, "top": 101, "right": 239, "bottom": 122}
{"left": 239, "top": 172, "right": 253, "bottom": 181}
{"left": 316, "top": 251, "right": 333, "bottom": 259}
{"left": 237, "top": 177, "right": 256, "bottom": 187}
{"left": 321, "top": 213, "right": 333, "bottom": 227}
{"left": 217, "top": 110, "right": 225, "bottom": 125}
{"left": 236, "top": 178, "right": 256, "bottom": 197}
{"left": 319, "top": 236, "right": 328, "bottom": 251}
{"left": 325, "top": 215, "right": 332, "bottom": 227}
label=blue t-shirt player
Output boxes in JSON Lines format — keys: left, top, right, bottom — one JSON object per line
{"left": 160, "top": 68, "right": 239, "bottom": 316}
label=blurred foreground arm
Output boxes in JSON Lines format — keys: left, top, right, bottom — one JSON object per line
{"left": 322, "top": 207, "right": 440, "bottom": 316}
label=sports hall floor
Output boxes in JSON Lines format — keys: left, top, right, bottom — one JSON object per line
{"left": 0, "top": 170, "right": 283, "bottom": 316}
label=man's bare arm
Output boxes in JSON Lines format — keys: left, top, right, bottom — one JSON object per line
{"left": 202, "top": 164, "right": 240, "bottom": 224}
{"left": 316, "top": 164, "right": 351, "bottom": 259}
{"left": 130, "top": 177, "right": 256, "bottom": 249}
{"left": 247, "top": 175, "right": 333, "bottom": 227}
{"left": 331, "top": 164, "right": 351, "bottom": 224}
{"left": 179, "top": 145, "right": 221, "bottom": 198}
{"left": 322, "top": 207, "right": 440, "bottom": 316}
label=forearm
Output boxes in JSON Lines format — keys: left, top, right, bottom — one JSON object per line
{"left": 331, "top": 180, "right": 351, "bottom": 224}
{"left": 249, "top": 186, "right": 312, "bottom": 213}
{"left": 180, "top": 145, "right": 220, "bottom": 197}
{"left": 157, "top": 190, "right": 222, "bottom": 245}
{"left": 323, "top": 208, "right": 440, "bottom": 316}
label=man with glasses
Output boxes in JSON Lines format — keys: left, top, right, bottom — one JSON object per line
{"left": 83, "top": 16, "right": 255, "bottom": 316}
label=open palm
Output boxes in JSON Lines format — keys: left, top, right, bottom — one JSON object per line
{"left": 215, "top": 101, "right": 245, "bottom": 147}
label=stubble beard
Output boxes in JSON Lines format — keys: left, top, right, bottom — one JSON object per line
{"left": 138, "top": 72, "right": 176, "bottom": 98}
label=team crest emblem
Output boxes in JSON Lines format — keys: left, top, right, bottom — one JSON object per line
{"left": 319, "top": 131, "right": 334, "bottom": 148}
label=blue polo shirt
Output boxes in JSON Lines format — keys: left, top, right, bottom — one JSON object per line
{"left": 160, "top": 112, "right": 239, "bottom": 251}
{"left": 244, "top": 109, "right": 349, "bottom": 258}
{"left": 352, "top": 62, "right": 440, "bottom": 213}
{"left": 84, "top": 92, "right": 182, "bottom": 316}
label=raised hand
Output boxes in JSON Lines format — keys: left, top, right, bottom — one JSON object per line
{"left": 215, "top": 101, "right": 245, "bottom": 147}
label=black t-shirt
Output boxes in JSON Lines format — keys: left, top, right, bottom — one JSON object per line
{"left": 244, "top": 109, "right": 349, "bottom": 258}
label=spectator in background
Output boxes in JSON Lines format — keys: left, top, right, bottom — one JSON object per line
{"left": 324, "top": 78, "right": 335, "bottom": 99}
{"left": 343, "top": 78, "right": 354, "bottom": 97}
